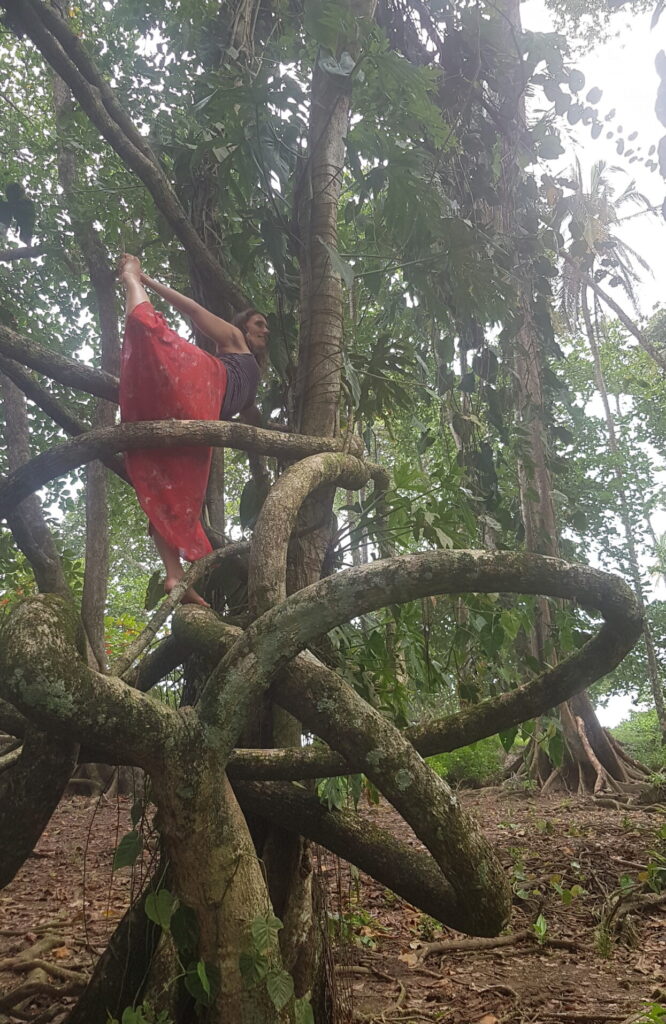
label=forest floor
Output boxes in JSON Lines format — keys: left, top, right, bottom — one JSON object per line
{"left": 0, "top": 786, "right": 665, "bottom": 1023}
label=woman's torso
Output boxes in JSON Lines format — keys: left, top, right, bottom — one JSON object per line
{"left": 218, "top": 352, "right": 260, "bottom": 419}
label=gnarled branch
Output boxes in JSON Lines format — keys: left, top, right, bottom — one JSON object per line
{"left": 0, "top": 595, "right": 183, "bottom": 770}
{"left": 249, "top": 452, "right": 371, "bottom": 615}
{"left": 235, "top": 780, "right": 460, "bottom": 925}
{"left": 110, "top": 541, "right": 249, "bottom": 678}
{"left": 186, "top": 551, "right": 640, "bottom": 936}
{"left": 0, "top": 420, "right": 363, "bottom": 519}
{"left": 0, "top": 245, "right": 49, "bottom": 262}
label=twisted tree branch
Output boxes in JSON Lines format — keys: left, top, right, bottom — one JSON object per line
{"left": 0, "top": 420, "right": 363, "bottom": 518}
{"left": 249, "top": 452, "right": 372, "bottom": 615}
{"left": 234, "top": 780, "right": 460, "bottom": 924}
{"left": 110, "top": 541, "right": 249, "bottom": 678}
{"left": 0, "top": 245, "right": 49, "bottom": 262}
{"left": 0, "top": 354, "right": 90, "bottom": 436}
{"left": 0, "top": 595, "right": 183, "bottom": 770}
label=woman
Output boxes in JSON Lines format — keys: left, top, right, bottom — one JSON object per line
{"left": 118, "top": 254, "right": 268, "bottom": 605}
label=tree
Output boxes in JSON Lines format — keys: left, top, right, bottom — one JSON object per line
{"left": 561, "top": 160, "right": 666, "bottom": 742}
{"left": 0, "top": 1, "right": 643, "bottom": 1021}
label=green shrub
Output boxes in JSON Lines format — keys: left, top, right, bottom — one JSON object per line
{"left": 611, "top": 709, "right": 666, "bottom": 772}
{"left": 427, "top": 736, "right": 505, "bottom": 787}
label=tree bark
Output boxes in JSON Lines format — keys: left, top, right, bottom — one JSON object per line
{"left": 52, "top": 69, "right": 119, "bottom": 672}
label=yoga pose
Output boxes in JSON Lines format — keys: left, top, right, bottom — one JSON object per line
{"left": 118, "top": 254, "right": 267, "bottom": 605}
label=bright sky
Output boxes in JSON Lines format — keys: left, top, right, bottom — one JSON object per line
{"left": 524, "top": 0, "right": 666, "bottom": 311}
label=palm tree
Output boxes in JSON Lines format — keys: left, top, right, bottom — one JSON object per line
{"left": 559, "top": 159, "right": 666, "bottom": 370}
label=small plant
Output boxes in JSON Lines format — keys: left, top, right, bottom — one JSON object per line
{"left": 633, "top": 1003, "right": 666, "bottom": 1024}
{"left": 426, "top": 736, "right": 505, "bottom": 787}
{"left": 549, "top": 875, "right": 587, "bottom": 905}
{"left": 416, "top": 914, "right": 441, "bottom": 942}
{"left": 534, "top": 818, "right": 554, "bottom": 835}
{"left": 327, "top": 907, "right": 387, "bottom": 949}
{"left": 640, "top": 850, "right": 666, "bottom": 893}
{"left": 594, "top": 923, "right": 613, "bottom": 958}
{"left": 532, "top": 913, "right": 548, "bottom": 943}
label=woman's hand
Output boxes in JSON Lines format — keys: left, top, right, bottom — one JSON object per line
{"left": 117, "top": 253, "right": 142, "bottom": 281}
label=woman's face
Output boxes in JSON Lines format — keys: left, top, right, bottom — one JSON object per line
{"left": 245, "top": 314, "right": 269, "bottom": 353}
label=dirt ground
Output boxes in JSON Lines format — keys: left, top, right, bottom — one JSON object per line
{"left": 0, "top": 786, "right": 664, "bottom": 1023}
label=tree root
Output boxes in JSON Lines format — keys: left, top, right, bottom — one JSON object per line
{"left": 417, "top": 927, "right": 578, "bottom": 960}
{"left": 0, "top": 932, "right": 63, "bottom": 970}
{"left": 12, "top": 957, "right": 89, "bottom": 983}
{"left": 0, "top": 977, "right": 84, "bottom": 1012}
{"left": 574, "top": 716, "right": 624, "bottom": 795}
{"left": 338, "top": 964, "right": 407, "bottom": 1007}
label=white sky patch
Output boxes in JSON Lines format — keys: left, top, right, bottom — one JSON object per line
{"left": 523, "top": 0, "right": 666, "bottom": 312}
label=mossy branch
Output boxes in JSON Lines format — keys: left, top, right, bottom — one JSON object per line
{"left": 0, "top": 420, "right": 364, "bottom": 520}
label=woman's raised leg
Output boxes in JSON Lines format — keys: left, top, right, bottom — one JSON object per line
{"left": 120, "top": 254, "right": 210, "bottom": 608}
{"left": 119, "top": 254, "right": 150, "bottom": 315}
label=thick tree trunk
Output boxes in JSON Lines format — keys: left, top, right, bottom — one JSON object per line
{"left": 152, "top": 757, "right": 288, "bottom": 1024}
{"left": 491, "top": 0, "right": 638, "bottom": 790}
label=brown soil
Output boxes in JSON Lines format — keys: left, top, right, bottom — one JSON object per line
{"left": 0, "top": 787, "right": 665, "bottom": 1023}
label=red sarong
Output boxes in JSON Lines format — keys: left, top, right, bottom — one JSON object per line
{"left": 119, "top": 301, "right": 226, "bottom": 561}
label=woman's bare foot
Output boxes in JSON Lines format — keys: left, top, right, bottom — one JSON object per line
{"left": 164, "top": 575, "right": 209, "bottom": 607}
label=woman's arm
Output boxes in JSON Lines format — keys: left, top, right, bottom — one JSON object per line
{"left": 140, "top": 274, "right": 249, "bottom": 354}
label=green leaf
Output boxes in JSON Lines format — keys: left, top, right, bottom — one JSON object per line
{"left": 538, "top": 134, "right": 564, "bottom": 160}
{"left": 145, "top": 888, "right": 177, "bottom": 931}
{"left": 266, "top": 968, "right": 294, "bottom": 1011}
{"left": 459, "top": 372, "right": 476, "bottom": 394}
{"left": 144, "top": 569, "right": 164, "bottom": 611}
{"left": 196, "top": 959, "right": 211, "bottom": 997}
{"left": 317, "top": 237, "right": 354, "bottom": 289}
{"left": 239, "top": 478, "right": 267, "bottom": 530}
{"left": 295, "top": 998, "right": 316, "bottom": 1024}
{"left": 250, "top": 913, "right": 283, "bottom": 952}
{"left": 171, "top": 904, "right": 199, "bottom": 961}
{"left": 318, "top": 52, "right": 355, "bottom": 77}
{"left": 130, "top": 799, "right": 144, "bottom": 828}
{"left": 239, "top": 950, "right": 269, "bottom": 985}
{"left": 498, "top": 727, "right": 518, "bottom": 753}
{"left": 184, "top": 961, "right": 213, "bottom": 1005}
{"left": 113, "top": 830, "right": 143, "bottom": 871}
{"left": 568, "top": 69, "right": 585, "bottom": 93}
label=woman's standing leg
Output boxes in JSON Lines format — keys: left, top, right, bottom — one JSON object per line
{"left": 119, "top": 254, "right": 209, "bottom": 607}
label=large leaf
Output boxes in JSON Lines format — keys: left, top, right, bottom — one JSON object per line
{"left": 112, "top": 830, "right": 143, "bottom": 871}
{"left": 145, "top": 888, "right": 178, "bottom": 931}
{"left": 266, "top": 968, "right": 294, "bottom": 1011}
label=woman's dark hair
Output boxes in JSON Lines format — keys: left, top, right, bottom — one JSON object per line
{"left": 232, "top": 308, "right": 265, "bottom": 333}
{"left": 232, "top": 308, "right": 267, "bottom": 366}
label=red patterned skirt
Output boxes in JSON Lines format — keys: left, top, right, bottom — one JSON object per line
{"left": 119, "top": 301, "right": 226, "bottom": 561}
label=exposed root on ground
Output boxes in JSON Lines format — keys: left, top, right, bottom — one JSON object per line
{"left": 417, "top": 927, "right": 579, "bottom": 960}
